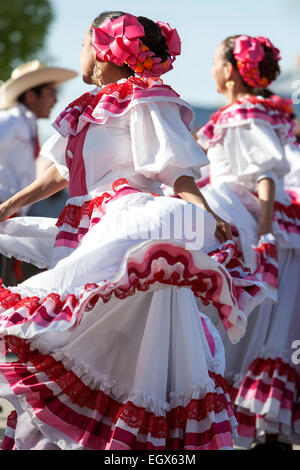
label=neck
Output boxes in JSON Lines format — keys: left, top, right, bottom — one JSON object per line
{"left": 93, "top": 67, "right": 133, "bottom": 88}
{"left": 103, "top": 73, "right": 133, "bottom": 86}
{"left": 224, "top": 87, "right": 254, "bottom": 104}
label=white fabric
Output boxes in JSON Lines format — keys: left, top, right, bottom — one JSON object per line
{"left": 0, "top": 86, "right": 259, "bottom": 450}
{"left": 9, "top": 194, "right": 218, "bottom": 292}
{"left": 0, "top": 186, "right": 266, "bottom": 346}
{"left": 0, "top": 194, "right": 239, "bottom": 448}
{"left": 198, "top": 121, "right": 291, "bottom": 205}
{"left": 210, "top": 248, "right": 300, "bottom": 382}
{"left": 0, "top": 288, "right": 227, "bottom": 450}
{"left": 40, "top": 132, "right": 69, "bottom": 180}
{"left": 0, "top": 104, "right": 37, "bottom": 208}
{"left": 41, "top": 101, "right": 208, "bottom": 194}
{"left": 130, "top": 102, "right": 206, "bottom": 187}
{"left": 285, "top": 142, "right": 300, "bottom": 189}
{"left": 0, "top": 216, "right": 58, "bottom": 268}
{"left": 194, "top": 100, "right": 300, "bottom": 446}
{"left": 199, "top": 182, "right": 260, "bottom": 272}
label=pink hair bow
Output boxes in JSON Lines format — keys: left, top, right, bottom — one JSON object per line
{"left": 92, "top": 14, "right": 145, "bottom": 66}
{"left": 157, "top": 21, "right": 181, "bottom": 57}
{"left": 233, "top": 36, "right": 265, "bottom": 64}
{"left": 92, "top": 14, "right": 181, "bottom": 78}
{"left": 257, "top": 36, "right": 281, "bottom": 62}
{"left": 233, "top": 35, "right": 280, "bottom": 88}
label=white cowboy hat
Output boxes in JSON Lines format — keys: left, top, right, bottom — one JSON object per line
{"left": 0, "top": 60, "right": 78, "bottom": 109}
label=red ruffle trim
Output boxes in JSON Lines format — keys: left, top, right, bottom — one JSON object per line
{"left": 56, "top": 178, "right": 156, "bottom": 229}
{"left": 273, "top": 199, "right": 300, "bottom": 236}
{"left": 234, "top": 357, "right": 300, "bottom": 434}
{"left": 65, "top": 77, "right": 178, "bottom": 112}
{"left": 274, "top": 200, "right": 300, "bottom": 221}
{"left": 3, "top": 335, "right": 234, "bottom": 444}
{"left": 54, "top": 77, "right": 181, "bottom": 139}
{"left": 56, "top": 192, "right": 111, "bottom": 228}
{"left": 202, "top": 95, "right": 296, "bottom": 141}
{"left": 254, "top": 241, "right": 278, "bottom": 289}
{"left": 6, "top": 410, "right": 17, "bottom": 430}
{"left": 0, "top": 238, "right": 264, "bottom": 338}
{"left": 223, "top": 357, "right": 300, "bottom": 444}
{"left": 0, "top": 411, "right": 17, "bottom": 451}
{"left": 247, "top": 357, "right": 300, "bottom": 384}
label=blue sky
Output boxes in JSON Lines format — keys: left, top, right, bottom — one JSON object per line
{"left": 39, "top": 0, "right": 300, "bottom": 140}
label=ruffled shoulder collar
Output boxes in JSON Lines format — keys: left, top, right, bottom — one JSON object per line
{"left": 200, "top": 95, "right": 296, "bottom": 147}
{"left": 53, "top": 76, "right": 192, "bottom": 137}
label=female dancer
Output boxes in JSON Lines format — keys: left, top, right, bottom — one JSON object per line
{"left": 254, "top": 88, "right": 300, "bottom": 191}
{"left": 0, "top": 13, "right": 264, "bottom": 450}
{"left": 196, "top": 35, "right": 300, "bottom": 449}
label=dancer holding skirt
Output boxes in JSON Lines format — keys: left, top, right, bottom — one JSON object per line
{"left": 0, "top": 13, "right": 265, "bottom": 450}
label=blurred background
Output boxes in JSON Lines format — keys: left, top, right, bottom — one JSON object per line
{"left": 1, "top": 0, "right": 300, "bottom": 143}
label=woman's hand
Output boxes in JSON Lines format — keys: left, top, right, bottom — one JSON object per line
{"left": 0, "top": 164, "right": 68, "bottom": 224}
{"left": 213, "top": 213, "right": 233, "bottom": 244}
{"left": 173, "top": 175, "right": 233, "bottom": 244}
{"left": 0, "top": 201, "right": 17, "bottom": 223}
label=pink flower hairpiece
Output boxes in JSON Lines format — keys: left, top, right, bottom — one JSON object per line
{"left": 92, "top": 14, "right": 181, "bottom": 78}
{"left": 256, "top": 37, "right": 281, "bottom": 63}
{"left": 233, "top": 35, "right": 281, "bottom": 88}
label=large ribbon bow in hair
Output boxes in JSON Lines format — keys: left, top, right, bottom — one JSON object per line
{"left": 92, "top": 13, "right": 181, "bottom": 78}
{"left": 256, "top": 36, "right": 281, "bottom": 62}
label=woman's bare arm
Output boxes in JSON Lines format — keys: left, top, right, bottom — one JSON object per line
{"left": 257, "top": 177, "right": 275, "bottom": 238}
{"left": 173, "top": 175, "right": 232, "bottom": 243}
{"left": 0, "top": 164, "right": 68, "bottom": 222}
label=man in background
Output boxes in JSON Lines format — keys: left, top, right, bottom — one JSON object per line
{"left": 0, "top": 60, "right": 77, "bottom": 283}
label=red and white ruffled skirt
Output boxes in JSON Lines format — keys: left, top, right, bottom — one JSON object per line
{"left": 196, "top": 179, "right": 300, "bottom": 447}
{"left": 0, "top": 180, "right": 266, "bottom": 450}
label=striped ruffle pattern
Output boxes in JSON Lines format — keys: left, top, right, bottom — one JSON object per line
{"left": 1, "top": 336, "right": 237, "bottom": 450}
{"left": 229, "top": 357, "right": 300, "bottom": 448}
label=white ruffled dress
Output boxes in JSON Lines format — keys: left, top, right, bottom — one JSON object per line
{"left": 0, "top": 78, "right": 265, "bottom": 450}
{"left": 196, "top": 95, "right": 300, "bottom": 448}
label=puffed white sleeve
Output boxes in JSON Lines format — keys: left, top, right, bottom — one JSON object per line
{"left": 225, "top": 120, "right": 290, "bottom": 191}
{"left": 40, "top": 132, "right": 69, "bottom": 181}
{"left": 130, "top": 101, "right": 209, "bottom": 187}
{"left": 195, "top": 126, "right": 211, "bottom": 152}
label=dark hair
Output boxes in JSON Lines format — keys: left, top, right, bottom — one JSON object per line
{"left": 90, "top": 11, "right": 169, "bottom": 63}
{"left": 17, "top": 83, "right": 50, "bottom": 104}
{"left": 254, "top": 87, "right": 273, "bottom": 99}
{"left": 223, "top": 35, "right": 281, "bottom": 90}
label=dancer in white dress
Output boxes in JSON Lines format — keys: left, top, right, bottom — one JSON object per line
{"left": 196, "top": 35, "right": 300, "bottom": 449}
{"left": 0, "top": 14, "right": 265, "bottom": 450}
{"left": 252, "top": 89, "right": 300, "bottom": 192}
